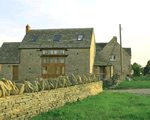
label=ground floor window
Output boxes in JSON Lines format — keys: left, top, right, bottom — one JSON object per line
{"left": 42, "top": 57, "right": 65, "bottom": 78}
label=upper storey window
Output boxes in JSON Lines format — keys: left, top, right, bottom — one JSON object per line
{"left": 77, "top": 35, "right": 83, "bottom": 41}
{"left": 54, "top": 35, "right": 60, "bottom": 41}
{"left": 110, "top": 55, "right": 116, "bottom": 61}
{"left": 31, "top": 36, "right": 38, "bottom": 42}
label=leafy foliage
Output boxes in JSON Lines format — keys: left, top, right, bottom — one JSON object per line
{"left": 132, "top": 63, "right": 141, "bottom": 76}
{"left": 144, "top": 67, "right": 149, "bottom": 75}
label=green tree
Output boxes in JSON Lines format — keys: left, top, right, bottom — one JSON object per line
{"left": 144, "top": 67, "right": 149, "bottom": 75}
{"left": 146, "top": 60, "right": 150, "bottom": 70}
{"left": 132, "top": 63, "right": 141, "bottom": 76}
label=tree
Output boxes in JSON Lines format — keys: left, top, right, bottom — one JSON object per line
{"left": 144, "top": 67, "right": 149, "bottom": 75}
{"left": 146, "top": 60, "right": 150, "bottom": 71}
{"left": 132, "top": 63, "right": 141, "bottom": 76}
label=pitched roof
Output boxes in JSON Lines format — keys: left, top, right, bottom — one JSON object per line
{"left": 123, "top": 48, "right": 131, "bottom": 56}
{"left": 94, "top": 49, "right": 112, "bottom": 66}
{"left": 96, "top": 43, "right": 131, "bottom": 56}
{"left": 19, "top": 28, "right": 93, "bottom": 49}
{"left": 0, "top": 42, "right": 21, "bottom": 63}
{"left": 96, "top": 43, "right": 107, "bottom": 50}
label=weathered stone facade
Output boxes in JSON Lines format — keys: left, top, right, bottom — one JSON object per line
{"left": 1, "top": 48, "right": 91, "bottom": 81}
{"left": 1, "top": 64, "right": 19, "bottom": 80}
{"left": 94, "top": 37, "right": 131, "bottom": 78}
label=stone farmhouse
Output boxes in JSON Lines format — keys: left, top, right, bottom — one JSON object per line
{"left": 0, "top": 25, "right": 131, "bottom": 81}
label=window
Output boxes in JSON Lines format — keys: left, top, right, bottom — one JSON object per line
{"left": 55, "top": 66, "right": 60, "bottom": 74}
{"left": 49, "top": 58, "right": 53, "bottom": 63}
{"left": 54, "top": 58, "right": 59, "bottom": 63}
{"left": 49, "top": 50, "right": 53, "bottom": 54}
{"left": 31, "top": 36, "right": 38, "bottom": 42}
{"left": 54, "top": 50, "right": 59, "bottom": 54}
{"left": 54, "top": 35, "right": 60, "bottom": 41}
{"left": 48, "top": 66, "right": 55, "bottom": 74}
{"left": 77, "top": 35, "right": 83, "bottom": 41}
{"left": 110, "top": 55, "right": 116, "bottom": 61}
{"left": 43, "top": 50, "right": 47, "bottom": 54}
{"left": 43, "top": 66, "right": 47, "bottom": 74}
{"left": 62, "top": 66, "right": 64, "bottom": 74}
{"left": 43, "top": 58, "right": 47, "bottom": 63}
{"left": 60, "top": 58, "right": 65, "bottom": 63}
{"left": 60, "top": 50, "right": 65, "bottom": 54}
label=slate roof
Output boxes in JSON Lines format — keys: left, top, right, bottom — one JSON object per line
{"left": 0, "top": 42, "right": 21, "bottom": 63}
{"left": 96, "top": 43, "right": 107, "bottom": 50}
{"left": 19, "top": 28, "right": 93, "bottom": 49}
{"left": 94, "top": 49, "right": 112, "bottom": 66}
{"left": 96, "top": 43, "right": 131, "bottom": 56}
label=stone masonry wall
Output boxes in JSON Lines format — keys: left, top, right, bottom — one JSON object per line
{"left": 1, "top": 64, "right": 20, "bottom": 80}
{"left": 0, "top": 81, "right": 103, "bottom": 120}
{"left": 19, "top": 49, "right": 42, "bottom": 81}
{"left": 65, "top": 49, "right": 90, "bottom": 76}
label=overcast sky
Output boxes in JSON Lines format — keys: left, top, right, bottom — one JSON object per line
{"left": 0, "top": 0, "right": 150, "bottom": 67}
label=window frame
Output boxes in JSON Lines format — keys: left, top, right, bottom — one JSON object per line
{"left": 42, "top": 49, "right": 65, "bottom": 55}
{"left": 110, "top": 55, "right": 117, "bottom": 61}
{"left": 77, "top": 34, "right": 84, "bottom": 41}
{"left": 41, "top": 57, "right": 65, "bottom": 76}
{"left": 31, "top": 36, "right": 38, "bottom": 42}
{"left": 54, "top": 35, "right": 61, "bottom": 41}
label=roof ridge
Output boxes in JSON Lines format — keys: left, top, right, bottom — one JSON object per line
{"left": 3, "top": 42, "right": 21, "bottom": 43}
{"left": 30, "top": 28, "right": 93, "bottom": 30}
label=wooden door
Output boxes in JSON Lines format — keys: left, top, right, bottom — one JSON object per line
{"left": 13, "top": 66, "right": 18, "bottom": 80}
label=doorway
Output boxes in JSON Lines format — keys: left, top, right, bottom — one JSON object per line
{"left": 13, "top": 66, "right": 18, "bottom": 80}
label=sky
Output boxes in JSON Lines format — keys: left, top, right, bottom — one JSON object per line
{"left": 0, "top": 0, "right": 150, "bottom": 67}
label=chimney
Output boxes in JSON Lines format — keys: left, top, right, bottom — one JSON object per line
{"left": 26, "top": 24, "right": 31, "bottom": 34}
{"left": 113, "top": 36, "right": 117, "bottom": 41}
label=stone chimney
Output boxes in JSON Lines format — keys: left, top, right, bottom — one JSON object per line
{"left": 26, "top": 24, "right": 31, "bottom": 34}
{"left": 113, "top": 36, "right": 117, "bottom": 41}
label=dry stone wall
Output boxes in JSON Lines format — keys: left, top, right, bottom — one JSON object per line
{"left": 0, "top": 81, "right": 103, "bottom": 120}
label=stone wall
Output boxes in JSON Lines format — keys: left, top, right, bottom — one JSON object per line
{"left": 65, "top": 49, "right": 90, "bottom": 76}
{"left": 1, "top": 64, "right": 20, "bottom": 80}
{"left": 0, "top": 81, "right": 103, "bottom": 120}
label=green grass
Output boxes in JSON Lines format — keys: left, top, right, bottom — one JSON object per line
{"left": 104, "top": 75, "right": 150, "bottom": 90}
{"left": 31, "top": 91, "right": 150, "bottom": 120}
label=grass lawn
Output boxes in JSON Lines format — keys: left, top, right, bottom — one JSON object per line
{"left": 31, "top": 91, "right": 150, "bottom": 120}
{"left": 104, "top": 75, "right": 150, "bottom": 90}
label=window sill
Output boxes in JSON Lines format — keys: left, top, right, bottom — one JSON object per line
{"left": 110, "top": 60, "right": 116, "bottom": 62}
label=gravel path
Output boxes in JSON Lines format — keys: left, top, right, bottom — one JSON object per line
{"left": 104, "top": 88, "right": 150, "bottom": 96}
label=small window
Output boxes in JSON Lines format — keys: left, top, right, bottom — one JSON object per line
{"left": 60, "top": 58, "right": 65, "bottom": 63}
{"left": 77, "top": 35, "right": 83, "bottom": 41}
{"left": 54, "top": 35, "right": 60, "bottom": 41}
{"left": 60, "top": 50, "right": 65, "bottom": 54}
{"left": 54, "top": 58, "right": 59, "bottom": 63}
{"left": 43, "top": 50, "right": 47, "bottom": 54}
{"left": 49, "top": 50, "right": 53, "bottom": 54}
{"left": 43, "top": 66, "right": 47, "bottom": 74}
{"left": 43, "top": 58, "right": 47, "bottom": 63}
{"left": 110, "top": 55, "right": 116, "bottom": 61}
{"left": 49, "top": 58, "right": 53, "bottom": 63}
{"left": 31, "top": 36, "right": 38, "bottom": 42}
{"left": 54, "top": 50, "right": 59, "bottom": 54}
